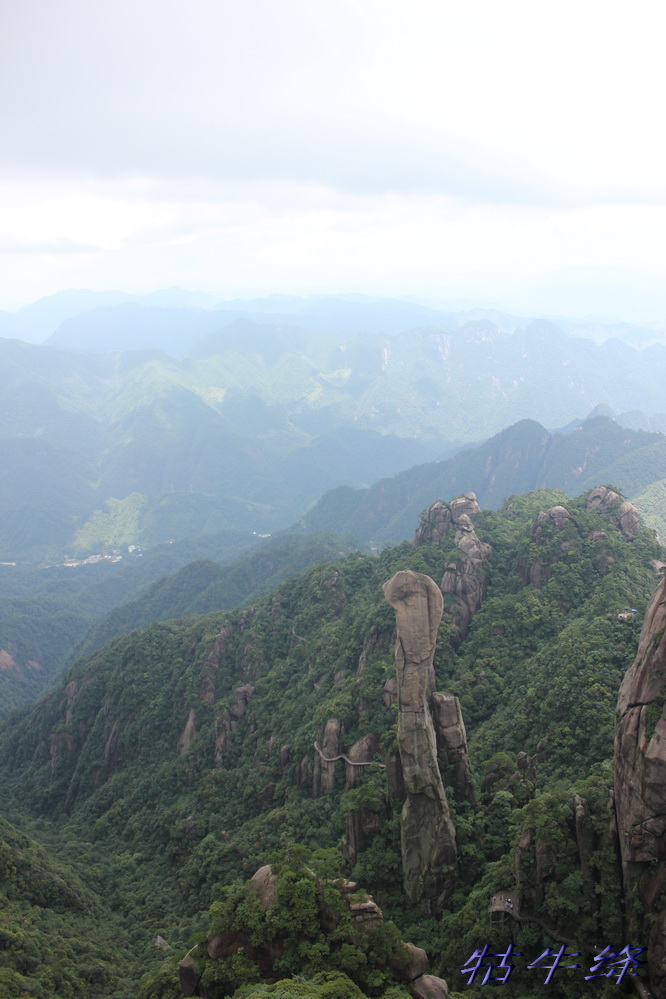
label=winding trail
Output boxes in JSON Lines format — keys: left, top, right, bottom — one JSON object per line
{"left": 313, "top": 741, "right": 385, "bottom": 768}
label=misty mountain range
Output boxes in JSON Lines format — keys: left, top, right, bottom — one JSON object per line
{"left": 3, "top": 293, "right": 666, "bottom": 565}
{"left": 3, "top": 287, "right": 666, "bottom": 351}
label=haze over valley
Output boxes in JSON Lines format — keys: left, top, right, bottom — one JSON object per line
{"left": 5, "top": 1, "right": 666, "bottom": 996}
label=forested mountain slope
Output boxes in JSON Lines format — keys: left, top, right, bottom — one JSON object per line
{"left": 0, "top": 485, "right": 663, "bottom": 997}
{"left": 5, "top": 314, "right": 666, "bottom": 562}
{"left": 305, "top": 416, "right": 666, "bottom": 545}
{"left": 0, "top": 533, "right": 359, "bottom": 718}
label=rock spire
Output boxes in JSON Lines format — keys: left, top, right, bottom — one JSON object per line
{"left": 383, "top": 569, "right": 457, "bottom": 911}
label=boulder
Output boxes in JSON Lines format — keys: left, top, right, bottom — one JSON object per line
{"left": 410, "top": 974, "right": 449, "bottom": 999}
{"left": 414, "top": 494, "right": 480, "bottom": 547}
{"left": 391, "top": 942, "right": 429, "bottom": 982}
{"left": 616, "top": 499, "right": 641, "bottom": 539}
{"left": 250, "top": 864, "right": 278, "bottom": 909}
{"left": 586, "top": 485, "right": 622, "bottom": 510}
{"left": 179, "top": 955, "right": 202, "bottom": 997}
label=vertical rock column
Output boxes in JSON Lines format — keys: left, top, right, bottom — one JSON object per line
{"left": 383, "top": 570, "right": 457, "bottom": 912}
{"left": 615, "top": 574, "right": 666, "bottom": 998}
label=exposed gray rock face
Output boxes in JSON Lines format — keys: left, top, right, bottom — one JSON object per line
{"left": 383, "top": 570, "right": 457, "bottom": 912}
{"left": 414, "top": 494, "right": 480, "bottom": 547}
{"left": 615, "top": 499, "right": 641, "bottom": 539}
{"left": 587, "top": 485, "right": 641, "bottom": 539}
{"left": 431, "top": 692, "right": 476, "bottom": 806}
{"left": 414, "top": 496, "right": 491, "bottom": 646}
{"left": 383, "top": 674, "right": 398, "bottom": 709}
{"left": 344, "top": 733, "right": 381, "bottom": 789}
{"left": 587, "top": 485, "right": 622, "bottom": 510}
{"left": 179, "top": 954, "right": 202, "bottom": 997}
{"left": 615, "top": 574, "right": 666, "bottom": 996}
{"left": 534, "top": 505, "right": 571, "bottom": 533}
{"left": 440, "top": 516, "right": 492, "bottom": 646}
{"left": 250, "top": 864, "right": 278, "bottom": 908}
{"left": 392, "top": 942, "right": 429, "bottom": 982}
{"left": 177, "top": 708, "right": 198, "bottom": 754}
{"left": 342, "top": 805, "right": 386, "bottom": 867}
{"left": 319, "top": 717, "right": 342, "bottom": 794}
{"left": 410, "top": 974, "right": 449, "bottom": 999}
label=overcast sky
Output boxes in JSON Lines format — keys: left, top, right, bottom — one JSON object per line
{"left": 2, "top": 0, "right": 666, "bottom": 320}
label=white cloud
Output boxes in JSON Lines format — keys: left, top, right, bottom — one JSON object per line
{"left": 1, "top": 0, "right": 665, "bottom": 315}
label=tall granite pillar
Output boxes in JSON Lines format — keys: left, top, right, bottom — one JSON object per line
{"left": 615, "top": 574, "right": 666, "bottom": 997}
{"left": 383, "top": 570, "right": 457, "bottom": 912}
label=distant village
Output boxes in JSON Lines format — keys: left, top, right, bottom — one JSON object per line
{"left": 62, "top": 545, "right": 144, "bottom": 567}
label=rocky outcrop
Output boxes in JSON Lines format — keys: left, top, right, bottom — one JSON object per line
{"left": 587, "top": 485, "right": 622, "bottom": 511}
{"left": 431, "top": 692, "right": 476, "bottom": 806}
{"left": 615, "top": 499, "right": 642, "bottom": 539}
{"left": 532, "top": 505, "right": 571, "bottom": 538}
{"left": 615, "top": 573, "right": 666, "bottom": 996}
{"left": 250, "top": 864, "right": 278, "bottom": 908}
{"left": 198, "top": 624, "right": 232, "bottom": 703}
{"left": 214, "top": 684, "right": 254, "bottom": 763}
{"left": 64, "top": 681, "right": 79, "bottom": 725}
{"left": 177, "top": 708, "right": 198, "bottom": 754}
{"left": 343, "top": 805, "right": 386, "bottom": 867}
{"left": 383, "top": 570, "right": 457, "bottom": 912}
{"left": 587, "top": 485, "right": 641, "bottom": 539}
{"left": 414, "top": 495, "right": 491, "bottom": 647}
{"left": 319, "top": 718, "right": 342, "bottom": 794}
{"left": 410, "top": 975, "right": 449, "bottom": 999}
{"left": 178, "top": 955, "right": 202, "bottom": 997}
{"left": 344, "top": 733, "right": 382, "bottom": 789}
{"left": 206, "top": 864, "right": 430, "bottom": 988}
{"left": 440, "top": 515, "right": 492, "bottom": 646}
{"left": 414, "top": 493, "right": 481, "bottom": 546}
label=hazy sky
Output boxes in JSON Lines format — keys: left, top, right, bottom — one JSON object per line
{"left": 2, "top": 0, "right": 666, "bottom": 320}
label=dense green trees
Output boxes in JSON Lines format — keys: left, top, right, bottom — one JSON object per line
{"left": 0, "top": 487, "right": 661, "bottom": 996}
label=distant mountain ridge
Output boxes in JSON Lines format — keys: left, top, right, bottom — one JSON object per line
{"left": 303, "top": 416, "right": 666, "bottom": 545}
{"left": 4, "top": 317, "right": 666, "bottom": 562}
{"left": 3, "top": 413, "right": 665, "bottom": 715}
{"left": 3, "top": 288, "right": 666, "bottom": 351}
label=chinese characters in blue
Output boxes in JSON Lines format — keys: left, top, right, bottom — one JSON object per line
{"left": 461, "top": 944, "right": 646, "bottom": 985}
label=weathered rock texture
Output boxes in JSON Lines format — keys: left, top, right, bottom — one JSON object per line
{"left": 416, "top": 497, "right": 492, "bottom": 647}
{"left": 615, "top": 573, "right": 666, "bottom": 997}
{"left": 414, "top": 493, "right": 480, "bottom": 546}
{"left": 319, "top": 717, "right": 342, "bottom": 795}
{"left": 431, "top": 692, "right": 476, "bottom": 806}
{"left": 343, "top": 804, "right": 386, "bottom": 867}
{"left": 410, "top": 974, "right": 449, "bottom": 999}
{"left": 587, "top": 485, "right": 641, "bottom": 539}
{"left": 587, "top": 485, "right": 622, "bottom": 511}
{"left": 383, "top": 570, "right": 457, "bottom": 911}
